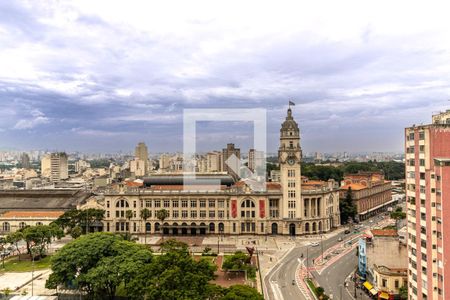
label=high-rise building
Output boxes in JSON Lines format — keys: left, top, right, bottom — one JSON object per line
{"left": 206, "top": 151, "right": 223, "bottom": 172}
{"left": 133, "top": 142, "right": 150, "bottom": 175}
{"left": 406, "top": 109, "right": 450, "bottom": 299}
{"left": 222, "top": 143, "right": 240, "bottom": 177}
{"left": 248, "top": 148, "right": 264, "bottom": 173}
{"left": 41, "top": 153, "right": 69, "bottom": 182}
{"left": 20, "top": 153, "right": 31, "bottom": 169}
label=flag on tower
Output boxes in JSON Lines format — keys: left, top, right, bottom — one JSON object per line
{"left": 289, "top": 100, "right": 295, "bottom": 106}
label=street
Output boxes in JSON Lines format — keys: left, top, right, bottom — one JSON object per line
{"left": 264, "top": 214, "right": 392, "bottom": 300}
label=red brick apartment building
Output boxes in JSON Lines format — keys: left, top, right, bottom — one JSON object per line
{"left": 405, "top": 109, "right": 450, "bottom": 299}
{"left": 339, "top": 172, "right": 393, "bottom": 221}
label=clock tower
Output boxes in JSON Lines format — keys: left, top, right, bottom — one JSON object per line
{"left": 279, "top": 106, "right": 302, "bottom": 234}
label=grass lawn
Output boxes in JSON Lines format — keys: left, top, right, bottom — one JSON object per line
{"left": 0, "top": 255, "right": 52, "bottom": 272}
{"left": 199, "top": 256, "right": 216, "bottom": 264}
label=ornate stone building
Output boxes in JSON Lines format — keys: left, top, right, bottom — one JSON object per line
{"left": 102, "top": 107, "right": 340, "bottom": 236}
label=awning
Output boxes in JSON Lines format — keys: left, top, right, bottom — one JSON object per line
{"left": 363, "top": 281, "right": 373, "bottom": 290}
{"left": 379, "top": 292, "right": 389, "bottom": 299}
{"left": 369, "top": 288, "right": 378, "bottom": 296}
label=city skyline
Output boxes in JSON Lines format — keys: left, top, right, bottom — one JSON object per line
{"left": 1, "top": 1, "right": 450, "bottom": 152}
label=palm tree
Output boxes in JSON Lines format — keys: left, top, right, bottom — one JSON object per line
{"left": 156, "top": 209, "right": 169, "bottom": 242}
{"left": 125, "top": 210, "right": 133, "bottom": 240}
{"left": 140, "top": 208, "right": 151, "bottom": 245}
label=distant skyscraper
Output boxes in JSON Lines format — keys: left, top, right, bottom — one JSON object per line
{"left": 20, "top": 153, "right": 31, "bottom": 169}
{"left": 248, "top": 148, "right": 264, "bottom": 172}
{"left": 41, "top": 152, "right": 69, "bottom": 182}
{"left": 222, "top": 143, "right": 240, "bottom": 177}
{"left": 133, "top": 142, "right": 150, "bottom": 175}
{"left": 406, "top": 109, "right": 450, "bottom": 299}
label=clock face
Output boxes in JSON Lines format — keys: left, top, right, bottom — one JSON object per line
{"left": 287, "top": 158, "right": 295, "bottom": 165}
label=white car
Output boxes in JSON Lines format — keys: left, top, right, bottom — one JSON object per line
{"left": 310, "top": 242, "right": 320, "bottom": 247}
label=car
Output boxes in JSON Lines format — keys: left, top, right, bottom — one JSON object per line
{"left": 310, "top": 242, "right": 320, "bottom": 247}
{"left": 344, "top": 229, "right": 351, "bottom": 234}
{"left": 338, "top": 237, "right": 343, "bottom": 242}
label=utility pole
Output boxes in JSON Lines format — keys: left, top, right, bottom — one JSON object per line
{"left": 306, "top": 246, "right": 309, "bottom": 279}
{"left": 321, "top": 231, "right": 324, "bottom": 262}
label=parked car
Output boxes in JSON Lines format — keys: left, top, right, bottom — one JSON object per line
{"left": 344, "top": 229, "right": 351, "bottom": 234}
{"left": 310, "top": 242, "right": 320, "bottom": 247}
{"left": 338, "top": 237, "right": 343, "bottom": 242}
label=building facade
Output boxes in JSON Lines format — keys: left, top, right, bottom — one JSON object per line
{"left": 101, "top": 108, "right": 340, "bottom": 236}
{"left": 406, "top": 110, "right": 450, "bottom": 300}
{"left": 339, "top": 172, "right": 393, "bottom": 221}
{"left": 41, "top": 153, "right": 69, "bottom": 182}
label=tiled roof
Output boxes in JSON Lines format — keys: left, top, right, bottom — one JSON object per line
{"left": 1, "top": 211, "right": 64, "bottom": 218}
{"left": 371, "top": 229, "right": 398, "bottom": 237}
{"left": 340, "top": 183, "right": 367, "bottom": 191}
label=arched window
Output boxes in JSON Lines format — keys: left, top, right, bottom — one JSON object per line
{"left": 36, "top": 222, "right": 43, "bottom": 226}
{"left": 155, "top": 223, "right": 160, "bottom": 231}
{"left": 304, "top": 222, "right": 310, "bottom": 233}
{"left": 209, "top": 223, "right": 215, "bottom": 232}
{"left": 19, "top": 222, "right": 27, "bottom": 229}
{"left": 2, "top": 222, "right": 10, "bottom": 232}
{"left": 145, "top": 222, "right": 151, "bottom": 232}
{"left": 218, "top": 223, "right": 224, "bottom": 232}
{"left": 240, "top": 199, "right": 256, "bottom": 218}
{"left": 116, "top": 199, "right": 130, "bottom": 208}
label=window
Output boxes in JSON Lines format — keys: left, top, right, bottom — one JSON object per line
{"left": 154, "top": 200, "right": 161, "bottom": 208}
{"left": 164, "top": 200, "right": 170, "bottom": 208}
{"left": 420, "top": 159, "right": 425, "bottom": 166}
{"left": 209, "top": 200, "right": 215, "bottom": 208}
{"left": 190, "top": 200, "right": 197, "bottom": 208}
{"left": 145, "top": 200, "right": 151, "bottom": 207}
{"left": 172, "top": 200, "right": 179, "bottom": 208}
{"left": 218, "top": 210, "right": 224, "bottom": 218}
{"left": 419, "top": 131, "right": 425, "bottom": 140}
{"left": 218, "top": 200, "right": 225, "bottom": 208}
{"left": 200, "top": 200, "right": 206, "bottom": 207}
{"left": 190, "top": 211, "right": 197, "bottom": 218}
{"left": 382, "top": 279, "right": 387, "bottom": 287}
{"left": 2, "top": 222, "right": 10, "bottom": 232}
{"left": 288, "top": 170, "right": 295, "bottom": 177}
{"left": 173, "top": 211, "right": 179, "bottom": 218}
{"left": 200, "top": 210, "right": 206, "bottom": 218}
{"left": 182, "top": 210, "right": 188, "bottom": 218}
{"left": 181, "top": 200, "right": 188, "bottom": 208}
{"left": 288, "top": 180, "right": 295, "bottom": 188}
{"left": 209, "top": 211, "right": 215, "bottom": 218}
{"left": 106, "top": 201, "right": 110, "bottom": 208}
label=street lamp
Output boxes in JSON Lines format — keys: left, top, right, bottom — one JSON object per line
{"left": 320, "top": 231, "right": 324, "bottom": 263}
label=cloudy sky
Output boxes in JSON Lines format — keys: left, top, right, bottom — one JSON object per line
{"left": 1, "top": 0, "right": 449, "bottom": 154}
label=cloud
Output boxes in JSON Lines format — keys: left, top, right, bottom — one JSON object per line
{"left": 13, "top": 109, "right": 49, "bottom": 130}
{"left": 0, "top": 1, "right": 450, "bottom": 152}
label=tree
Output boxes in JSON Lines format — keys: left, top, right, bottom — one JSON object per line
{"left": 53, "top": 208, "right": 105, "bottom": 235}
{"left": 339, "top": 187, "right": 357, "bottom": 224}
{"left": 6, "top": 231, "right": 23, "bottom": 260}
{"left": 220, "top": 285, "right": 263, "bottom": 300}
{"left": 140, "top": 208, "right": 151, "bottom": 245}
{"left": 127, "top": 239, "right": 217, "bottom": 300}
{"left": 46, "top": 232, "right": 152, "bottom": 299}
{"left": 399, "top": 285, "right": 408, "bottom": 300}
{"left": 126, "top": 210, "right": 134, "bottom": 239}
{"left": 0, "top": 237, "right": 7, "bottom": 268}
{"left": 222, "top": 251, "right": 256, "bottom": 279}
{"left": 156, "top": 209, "right": 169, "bottom": 242}
{"left": 23, "top": 224, "right": 64, "bottom": 258}
{"left": 70, "top": 226, "right": 82, "bottom": 239}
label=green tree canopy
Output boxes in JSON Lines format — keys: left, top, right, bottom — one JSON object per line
{"left": 23, "top": 224, "right": 63, "bottom": 257}
{"left": 46, "top": 232, "right": 152, "bottom": 299}
{"left": 220, "top": 285, "right": 263, "bottom": 300}
{"left": 53, "top": 208, "right": 105, "bottom": 235}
